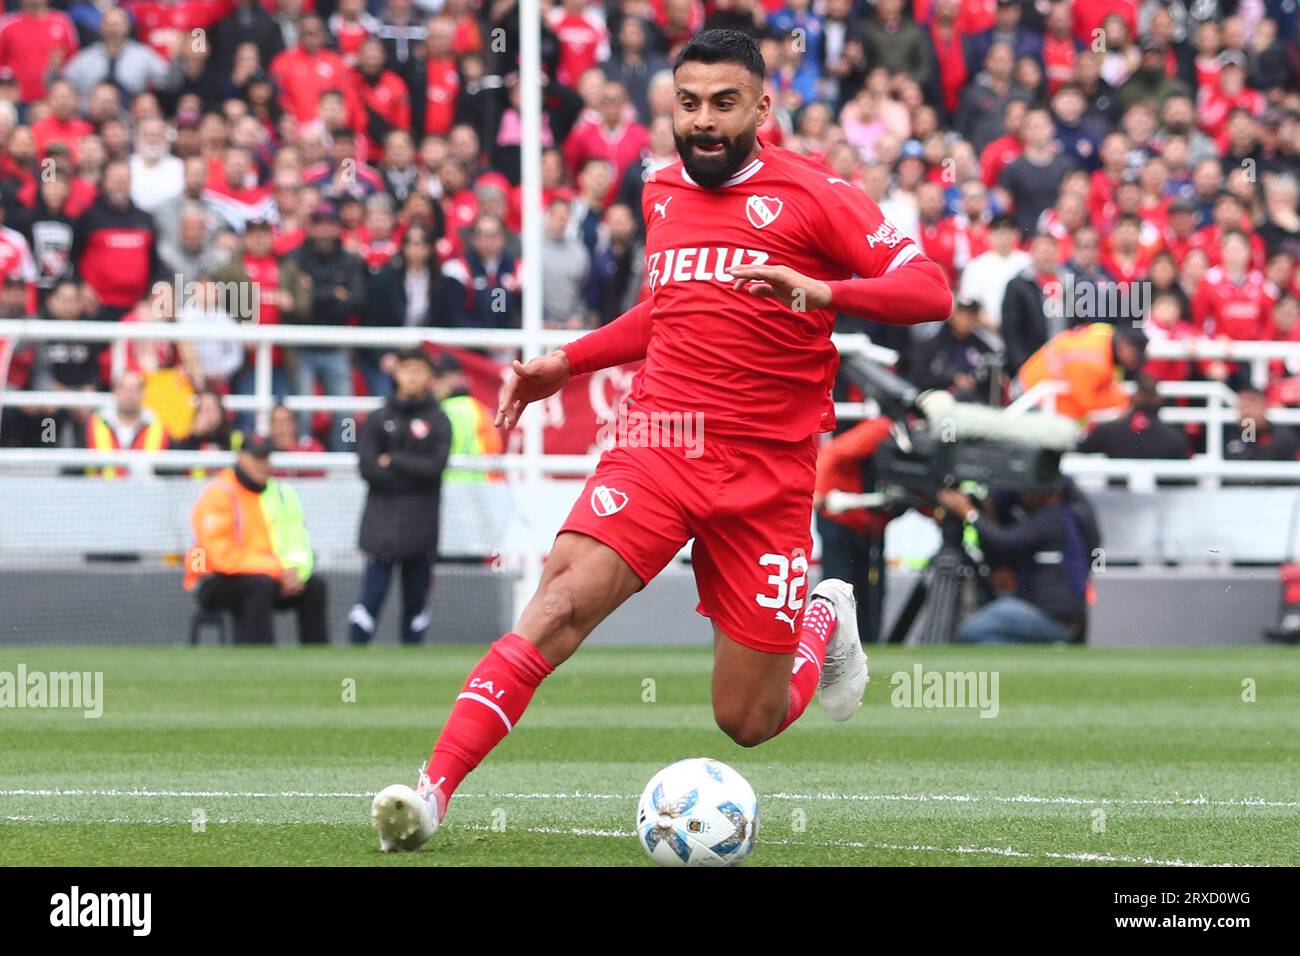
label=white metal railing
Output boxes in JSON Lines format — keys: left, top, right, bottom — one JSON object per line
{"left": 0, "top": 320, "right": 897, "bottom": 425}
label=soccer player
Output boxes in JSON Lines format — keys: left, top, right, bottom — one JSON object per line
{"left": 371, "top": 29, "right": 953, "bottom": 852}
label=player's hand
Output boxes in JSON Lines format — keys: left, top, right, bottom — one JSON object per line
{"left": 729, "top": 263, "right": 832, "bottom": 312}
{"left": 496, "top": 350, "right": 571, "bottom": 430}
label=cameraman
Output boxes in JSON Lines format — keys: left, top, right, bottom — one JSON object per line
{"left": 935, "top": 479, "right": 1100, "bottom": 644}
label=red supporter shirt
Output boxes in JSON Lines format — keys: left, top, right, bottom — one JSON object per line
{"left": 125, "top": 0, "right": 234, "bottom": 60}
{"left": 980, "top": 134, "right": 1023, "bottom": 188}
{"left": 633, "top": 146, "right": 927, "bottom": 443}
{"left": 551, "top": 11, "right": 608, "bottom": 88}
{"left": 0, "top": 10, "right": 78, "bottom": 102}
{"left": 1042, "top": 34, "right": 1078, "bottom": 94}
{"left": 1072, "top": 0, "right": 1136, "bottom": 44}
{"left": 920, "top": 217, "right": 960, "bottom": 285}
{"left": 1193, "top": 267, "right": 1272, "bottom": 339}
{"left": 421, "top": 58, "right": 459, "bottom": 136}
{"left": 269, "top": 46, "right": 359, "bottom": 124}
{"left": 31, "top": 116, "right": 93, "bottom": 163}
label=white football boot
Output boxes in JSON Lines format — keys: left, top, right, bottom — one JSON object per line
{"left": 371, "top": 766, "right": 445, "bottom": 852}
{"left": 811, "top": 579, "right": 869, "bottom": 721}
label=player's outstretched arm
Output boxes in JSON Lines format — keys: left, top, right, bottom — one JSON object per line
{"left": 729, "top": 255, "right": 952, "bottom": 325}
{"left": 496, "top": 298, "right": 655, "bottom": 430}
{"left": 821, "top": 256, "right": 954, "bottom": 326}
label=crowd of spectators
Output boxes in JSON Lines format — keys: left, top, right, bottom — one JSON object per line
{"left": 0, "top": 0, "right": 1296, "bottom": 462}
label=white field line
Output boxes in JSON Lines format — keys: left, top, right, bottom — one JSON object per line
{"left": 0, "top": 815, "right": 1242, "bottom": 867}
{"left": 458, "top": 824, "right": 1242, "bottom": 867}
{"left": 1, "top": 788, "right": 1297, "bottom": 810}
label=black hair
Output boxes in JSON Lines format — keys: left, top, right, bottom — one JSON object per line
{"left": 395, "top": 346, "right": 436, "bottom": 371}
{"left": 671, "top": 29, "right": 765, "bottom": 81}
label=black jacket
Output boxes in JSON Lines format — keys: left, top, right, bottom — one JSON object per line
{"left": 909, "top": 323, "right": 1000, "bottom": 398}
{"left": 1001, "top": 272, "right": 1051, "bottom": 376}
{"left": 976, "top": 482, "right": 1100, "bottom": 625}
{"left": 287, "top": 239, "right": 368, "bottom": 326}
{"left": 358, "top": 393, "right": 452, "bottom": 559}
{"left": 1079, "top": 408, "right": 1189, "bottom": 459}
{"left": 363, "top": 262, "right": 466, "bottom": 330}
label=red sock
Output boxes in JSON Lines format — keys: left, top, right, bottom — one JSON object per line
{"left": 425, "top": 632, "right": 554, "bottom": 811}
{"left": 775, "top": 599, "right": 838, "bottom": 735}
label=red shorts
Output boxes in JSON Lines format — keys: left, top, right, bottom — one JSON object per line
{"left": 559, "top": 434, "right": 818, "bottom": 654}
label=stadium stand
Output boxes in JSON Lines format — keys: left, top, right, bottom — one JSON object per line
{"left": 0, "top": 0, "right": 1298, "bottom": 644}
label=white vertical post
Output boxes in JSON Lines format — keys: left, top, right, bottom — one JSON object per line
{"left": 515, "top": 0, "right": 545, "bottom": 622}
{"left": 254, "top": 341, "right": 273, "bottom": 435}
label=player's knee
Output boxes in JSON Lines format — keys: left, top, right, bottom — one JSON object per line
{"left": 714, "top": 707, "right": 777, "bottom": 749}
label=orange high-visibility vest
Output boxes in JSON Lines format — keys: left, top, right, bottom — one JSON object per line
{"left": 1017, "top": 323, "right": 1129, "bottom": 421}
{"left": 85, "top": 413, "right": 168, "bottom": 479}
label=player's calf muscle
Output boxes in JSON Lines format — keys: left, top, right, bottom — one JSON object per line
{"left": 515, "top": 533, "right": 641, "bottom": 663}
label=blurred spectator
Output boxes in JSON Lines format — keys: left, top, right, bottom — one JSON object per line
{"left": 431, "top": 350, "right": 500, "bottom": 483}
{"left": 269, "top": 14, "right": 357, "bottom": 125}
{"left": 591, "top": 201, "right": 645, "bottom": 324}
{"left": 457, "top": 213, "right": 520, "bottom": 327}
{"left": 176, "top": 273, "right": 244, "bottom": 391}
{"left": 62, "top": 6, "right": 170, "bottom": 108}
{"left": 1018, "top": 323, "right": 1147, "bottom": 421}
{"left": 1002, "top": 232, "right": 1064, "bottom": 375}
{"left": 959, "top": 213, "right": 1030, "bottom": 329}
{"left": 999, "top": 107, "right": 1075, "bottom": 236}
{"left": 1225, "top": 387, "right": 1300, "bottom": 461}
{"left": 909, "top": 297, "right": 999, "bottom": 400}
{"left": 285, "top": 202, "right": 366, "bottom": 448}
{"left": 72, "top": 158, "right": 157, "bottom": 321}
{"left": 184, "top": 434, "right": 328, "bottom": 644}
{"left": 159, "top": 202, "right": 229, "bottom": 285}
{"left": 83, "top": 369, "right": 170, "bottom": 477}
{"left": 0, "top": 0, "right": 79, "bottom": 105}
{"left": 541, "top": 195, "right": 591, "bottom": 329}
{"left": 360, "top": 222, "right": 465, "bottom": 396}
{"left": 269, "top": 401, "right": 326, "bottom": 478}
{"left": 1078, "top": 374, "right": 1189, "bottom": 459}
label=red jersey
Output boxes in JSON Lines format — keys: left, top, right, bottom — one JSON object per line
{"left": 1042, "top": 34, "right": 1079, "bottom": 94}
{"left": 31, "top": 116, "right": 92, "bottom": 163}
{"left": 269, "top": 46, "right": 359, "bottom": 124}
{"left": 0, "top": 10, "right": 78, "bottom": 102}
{"left": 125, "top": 0, "right": 234, "bottom": 61}
{"left": 980, "top": 134, "right": 1023, "bottom": 189}
{"left": 1072, "top": 0, "right": 1136, "bottom": 44}
{"left": 550, "top": 11, "right": 609, "bottom": 88}
{"left": 920, "top": 216, "right": 960, "bottom": 285}
{"left": 1188, "top": 224, "right": 1267, "bottom": 271}
{"left": 636, "top": 147, "right": 924, "bottom": 442}
{"left": 1193, "top": 267, "right": 1272, "bottom": 339}
{"left": 421, "top": 58, "right": 459, "bottom": 136}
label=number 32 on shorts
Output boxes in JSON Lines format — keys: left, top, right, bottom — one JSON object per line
{"left": 755, "top": 550, "right": 808, "bottom": 631}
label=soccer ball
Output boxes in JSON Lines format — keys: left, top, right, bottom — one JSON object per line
{"left": 635, "top": 758, "right": 759, "bottom": 867}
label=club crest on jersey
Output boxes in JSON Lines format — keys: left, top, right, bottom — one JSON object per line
{"left": 410, "top": 419, "right": 429, "bottom": 439}
{"left": 591, "top": 485, "right": 628, "bottom": 517}
{"left": 745, "top": 195, "right": 784, "bottom": 230}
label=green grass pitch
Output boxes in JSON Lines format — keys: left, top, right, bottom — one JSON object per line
{"left": 1, "top": 645, "right": 1297, "bottom": 866}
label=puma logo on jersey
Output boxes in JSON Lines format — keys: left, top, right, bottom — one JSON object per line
{"left": 645, "top": 247, "right": 770, "bottom": 293}
{"left": 653, "top": 196, "right": 673, "bottom": 220}
{"left": 775, "top": 610, "right": 798, "bottom": 633}
{"left": 591, "top": 485, "right": 628, "bottom": 517}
